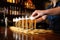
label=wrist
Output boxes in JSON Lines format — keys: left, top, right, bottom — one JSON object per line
{"left": 43, "top": 10, "right": 49, "bottom": 15}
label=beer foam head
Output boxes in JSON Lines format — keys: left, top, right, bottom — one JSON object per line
{"left": 13, "top": 18, "right": 20, "bottom": 22}
{"left": 29, "top": 16, "right": 35, "bottom": 20}
{"left": 18, "top": 17, "right": 22, "bottom": 20}
{"left": 13, "top": 18, "right": 16, "bottom": 22}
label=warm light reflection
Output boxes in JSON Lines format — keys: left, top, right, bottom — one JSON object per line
{"left": 7, "top": 0, "right": 19, "bottom": 4}
{"left": 24, "top": 0, "right": 35, "bottom": 9}
{"left": 7, "top": 0, "right": 13, "bottom": 3}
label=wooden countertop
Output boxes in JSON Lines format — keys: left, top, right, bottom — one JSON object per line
{"left": 0, "top": 27, "right": 60, "bottom": 40}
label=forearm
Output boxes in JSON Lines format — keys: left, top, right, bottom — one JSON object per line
{"left": 45, "top": 7, "right": 60, "bottom": 15}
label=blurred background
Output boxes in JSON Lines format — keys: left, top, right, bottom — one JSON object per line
{"left": 0, "top": 0, "right": 50, "bottom": 28}
{"left": 0, "top": 0, "right": 60, "bottom": 40}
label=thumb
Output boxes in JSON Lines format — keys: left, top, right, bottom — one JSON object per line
{"left": 31, "top": 11, "right": 37, "bottom": 17}
{"left": 33, "top": 14, "right": 40, "bottom": 19}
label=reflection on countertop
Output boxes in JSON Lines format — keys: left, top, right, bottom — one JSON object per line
{"left": 0, "top": 27, "right": 60, "bottom": 40}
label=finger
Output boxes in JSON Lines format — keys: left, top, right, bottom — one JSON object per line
{"left": 36, "top": 17, "right": 43, "bottom": 23}
{"left": 34, "top": 14, "right": 40, "bottom": 19}
{"left": 31, "top": 11, "right": 37, "bottom": 17}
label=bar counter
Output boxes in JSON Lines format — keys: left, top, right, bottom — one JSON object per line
{"left": 0, "top": 27, "right": 60, "bottom": 40}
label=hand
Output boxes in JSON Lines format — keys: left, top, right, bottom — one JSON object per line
{"left": 36, "top": 15, "right": 47, "bottom": 23}
{"left": 31, "top": 10, "right": 45, "bottom": 19}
